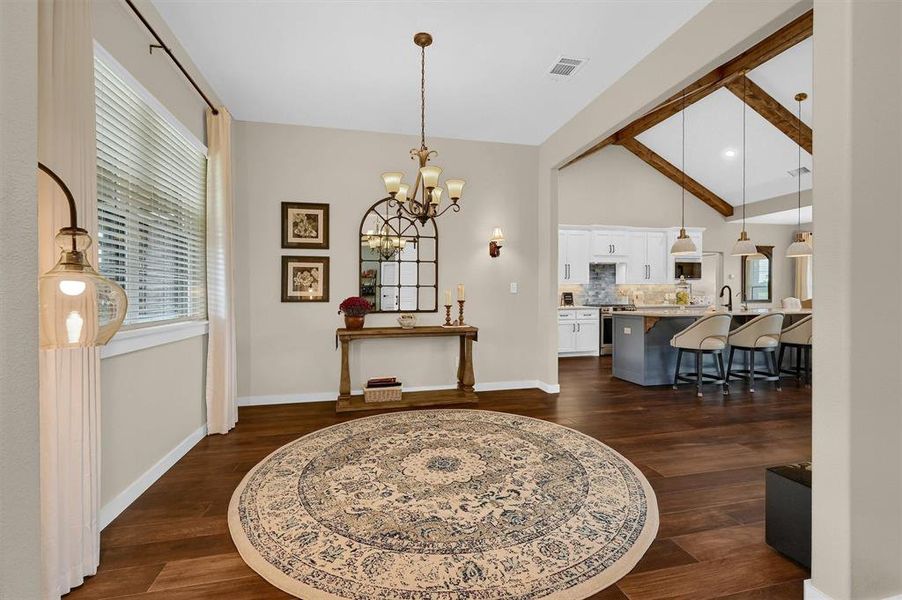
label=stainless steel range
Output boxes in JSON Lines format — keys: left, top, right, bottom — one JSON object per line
{"left": 589, "top": 304, "right": 636, "bottom": 355}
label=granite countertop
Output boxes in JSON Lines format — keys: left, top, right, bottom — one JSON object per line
{"left": 616, "top": 308, "right": 812, "bottom": 318}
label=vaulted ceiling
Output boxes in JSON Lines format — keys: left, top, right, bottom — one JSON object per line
{"left": 151, "top": 0, "right": 710, "bottom": 145}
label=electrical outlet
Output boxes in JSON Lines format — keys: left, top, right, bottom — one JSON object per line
{"left": 510, "top": 282, "right": 518, "bottom": 294}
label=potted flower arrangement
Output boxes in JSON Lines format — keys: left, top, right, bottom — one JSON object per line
{"left": 338, "top": 296, "right": 373, "bottom": 330}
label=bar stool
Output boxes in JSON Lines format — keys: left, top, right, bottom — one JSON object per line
{"left": 727, "top": 312, "right": 785, "bottom": 392}
{"left": 778, "top": 315, "right": 812, "bottom": 386}
{"left": 671, "top": 313, "right": 732, "bottom": 397}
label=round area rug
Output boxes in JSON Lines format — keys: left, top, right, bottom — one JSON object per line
{"left": 229, "top": 409, "right": 658, "bottom": 599}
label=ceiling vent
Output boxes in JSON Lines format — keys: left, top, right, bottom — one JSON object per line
{"left": 788, "top": 166, "right": 811, "bottom": 177}
{"left": 548, "top": 56, "right": 587, "bottom": 79}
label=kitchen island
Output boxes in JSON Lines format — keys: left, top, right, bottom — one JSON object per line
{"left": 612, "top": 308, "right": 811, "bottom": 386}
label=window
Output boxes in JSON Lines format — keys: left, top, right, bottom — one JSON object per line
{"left": 94, "top": 55, "right": 207, "bottom": 327}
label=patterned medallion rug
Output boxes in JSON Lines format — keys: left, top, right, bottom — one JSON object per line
{"left": 229, "top": 409, "right": 658, "bottom": 599}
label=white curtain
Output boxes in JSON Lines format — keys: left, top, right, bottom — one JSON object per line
{"left": 205, "top": 107, "right": 238, "bottom": 434}
{"left": 37, "top": 0, "right": 101, "bottom": 596}
{"left": 793, "top": 231, "right": 813, "bottom": 300}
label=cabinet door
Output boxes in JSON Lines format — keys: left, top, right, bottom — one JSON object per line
{"left": 575, "top": 320, "right": 600, "bottom": 352}
{"left": 566, "top": 230, "right": 590, "bottom": 284}
{"left": 558, "top": 322, "right": 576, "bottom": 353}
{"left": 558, "top": 230, "right": 568, "bottom": 283}
{"left": 646, "top": 231, "right": 669, "bottom": 283}
{"left": 609, "top": 232, "right": 630, "bottom": 256}
{"left": 626, "top": 232, "right": 647, "bottom": 283}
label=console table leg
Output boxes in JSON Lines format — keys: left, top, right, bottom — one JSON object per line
{"left": 339, "top": 340, "right": 351, "bottom": 399}
{"left": 457, "top": 336, "right": 465, "bottom": 386}
{"left": 461, "top": 336, "right": 475, "bottom": 393}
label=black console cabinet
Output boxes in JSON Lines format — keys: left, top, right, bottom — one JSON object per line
{"left": 765, "top": 462, "right": 811, "bottom": 568}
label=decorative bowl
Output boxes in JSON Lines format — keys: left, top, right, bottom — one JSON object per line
{"left": 397, "top": 314, "right": 417, "bottom": 329}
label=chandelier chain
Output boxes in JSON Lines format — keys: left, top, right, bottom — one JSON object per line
{"left": 420, "top": 45, "right": 426, "bottom": 149}
{"left": 797, "top": 95, "right": 802, "bottom": 230}
{"left": 742, "top": 74, "right": 747, "bottom": 229}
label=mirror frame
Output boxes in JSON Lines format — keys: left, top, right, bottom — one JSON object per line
{"left": 741, "top": 245, "right": 774, "bottom": 304}
{"left": 358, "top": 197, "right": 439, "bottom": 313}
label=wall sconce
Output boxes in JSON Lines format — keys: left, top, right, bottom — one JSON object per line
{"left": 489, "top": 227, "right": 505, "bottom": 258}
{"left": 38, "top": 163, "right": 128, "bottom": 349}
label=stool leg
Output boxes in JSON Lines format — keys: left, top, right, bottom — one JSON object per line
{"left": 716, "top": 352, "right": 729, "bottom": 395}
{"left": 795, "top": 347, "right": 802, "bottom": 385}
{"left": 727, "top": 347, "right": 736, "bottom": 383}
{"left": 748, "top": 349, "right": 755, "bottom": 392}
{"left": 696, "top": 351, "right": 703, "bottom": 397}
{"left": 778, "top": 344, "right": 786, "bottom": 374}
{"left": 672, "top": 348, "right": 683, "bottom": 390}
{"left": 770, "top": 350, "right": 781, "bottom": 391}
{"left": 805, "top": 346, "right": 812, "bottom": 387}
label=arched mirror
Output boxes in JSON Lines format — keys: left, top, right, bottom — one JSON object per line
{"left": 741, "top": 245, "right": 773, "bottom": 303}
{"left": 359, "top": 199, "right": 437, "bottom": 313}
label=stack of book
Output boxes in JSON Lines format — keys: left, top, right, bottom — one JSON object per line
{"left": 363, "top": 376, "right": 402, "bottom": 403}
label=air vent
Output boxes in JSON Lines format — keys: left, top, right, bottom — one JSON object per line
{"left": 548, "top": 56, "right": 587, "bottom": 78}
{"left": 788, "top": 166, "right": 811, "bottom": 177}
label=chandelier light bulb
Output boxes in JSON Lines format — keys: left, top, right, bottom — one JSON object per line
{"left": 66, "top": 310, "right": 84, "bottom": 345}
{"left": 59, "top": 279, "right": 87, "bottom": 296}
{"left": 445, "top": 179, "right": 465, "bottom": 201}
{"left": 381, "top": 172, "right": 404, "bottom": 196}
{"left": 420, "top": 166, "right": 442, "bottom": 190}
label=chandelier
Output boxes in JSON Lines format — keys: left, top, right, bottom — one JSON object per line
{"left": 365, "top": 221, "right": 413, "bottom": 260}
{"left": 381, "top": 32, "right": 466, "bottom": 224}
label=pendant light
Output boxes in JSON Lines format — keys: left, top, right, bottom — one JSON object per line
{"left": 786, "top": 92, "right": 813, "bottom": 258}
{"left": 732, "top": 75, "right": 758, "bottom": 256}
{"left": 671, "top": 87, "right": 698, "bottom": 255}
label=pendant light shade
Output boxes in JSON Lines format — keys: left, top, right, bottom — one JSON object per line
{"left": 787, "top": 92, "right": 812, "bottom": 258}
{"left": 731, "top": 75, "right": 755, "bottom": 257}
{"left": 670, "top": 86, "right": 697, "bottom": 256}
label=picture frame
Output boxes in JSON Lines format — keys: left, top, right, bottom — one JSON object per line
{"left": 282, "top": 202, "right": 329, "bottom": 249}
{"left": 281, "top": 255, "right": 330, "bottom": 302}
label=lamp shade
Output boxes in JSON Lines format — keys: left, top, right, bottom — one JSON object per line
{"left": 430, "top": 186, "right": 443, "bottom": 205}
{"left": 731, "top": 231, "right": 758, "bottom": 256}
{"left": 381, "top": 172, "right": 404, "bottom": 195}
{"left": 39, "top": 228, "right": 127, "bottom": 349}
{"left": 490, "top": 227, "right": 505, "bottom": 245}
{"left": 786, "top": 233, "right": 813, "bottom": 258}
{"left": 396, "top": 183, "right": 409, "bottom": 203}
{"left": 670, "top": 229, "right": 697, "bottom": 255}
{"left": 420, "top": 165, "right": 442, "bottom": 189}
{"left": 445, "top": 179, "right": 465, "bottom": 200}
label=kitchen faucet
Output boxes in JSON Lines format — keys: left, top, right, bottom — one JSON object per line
{"left": 719, "top": 285, "right": 733, "bottom": 312}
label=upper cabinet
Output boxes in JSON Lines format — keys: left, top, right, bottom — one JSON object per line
{"left": 591, "top": 230, "right": 630, "bottom": 259}
{"left": 625, "top": 231, "right": 668, "bottom": 284}
{"left": 559, "top": 229, "right": 590, "bottom": 284}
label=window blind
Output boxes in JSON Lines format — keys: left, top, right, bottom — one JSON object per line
{"left": 94, "top": 56, "right": 207, "bottom": 327}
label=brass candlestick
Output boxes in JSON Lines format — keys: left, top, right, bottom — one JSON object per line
{"left": 444, "top": 304, "right": 453, "bottom": 326}
{"left": 457, "top": 300, "right": 466, "bottom": 326}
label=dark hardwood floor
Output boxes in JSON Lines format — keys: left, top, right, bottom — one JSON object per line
{"left": 67, "top": 356, "right": 811, "bottom": 599}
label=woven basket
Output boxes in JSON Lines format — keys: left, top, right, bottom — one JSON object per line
{"left": 363, "top": 385, "right": 402, "bottom": 403}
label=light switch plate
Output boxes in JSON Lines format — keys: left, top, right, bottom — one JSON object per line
{"left": 624, "top": 327, "right": 632, "bottom": 335}
{"left": 510, "top": 282, "right": 518, "bottom": 294}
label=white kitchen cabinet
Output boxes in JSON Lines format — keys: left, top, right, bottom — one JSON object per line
{"left": 558, "top": 229, "right": 590, "bottom": 284}
{"left": 558, "top": 309, "right": 599, "bottom": 355}
{"left": 591, "top": 230, "right": 630, "bottom": 258}
{"left": 626, "top": 231, "right": 669, "bottom": 284}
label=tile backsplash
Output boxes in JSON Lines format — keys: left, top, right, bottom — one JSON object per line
{"left": 560, "top": 264, "right": 713, "bottom": 306}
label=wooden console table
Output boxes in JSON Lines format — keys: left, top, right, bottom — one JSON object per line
{"left": 335, "top": 325, "right": 478, "bottom": 413}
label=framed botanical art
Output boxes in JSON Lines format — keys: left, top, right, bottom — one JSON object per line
{"left": 282, "top": 256, "right": 330, "bottom": 302}
{"left": 282, "top": 202, "right": 329, "bottom": 249}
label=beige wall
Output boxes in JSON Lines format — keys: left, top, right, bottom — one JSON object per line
{"left": 811, "top": 1, "right": 902, "bottom": 598}
{"left": 0, "top": 0, "right": 42, "bottom": 597}
{"left": 234, "top": 121, "right": 542, "bottom": 399}
{"left": 100, "top": 337, "right": 206, "bottom": 506}
{"left": 557, "top": 145, "right": 800, "bottom": 307}
{"left": 92, "top": 0, "right": 216, "bottom": 514}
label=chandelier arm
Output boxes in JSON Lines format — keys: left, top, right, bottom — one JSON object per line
{"left": 433, "top": 203, "right": 462, "bottom": 219}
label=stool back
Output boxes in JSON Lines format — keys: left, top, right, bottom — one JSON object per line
{"left": 781, "top": 315, "right": 812, "bottom": 345}
{"left": 672, "top": 313, "right": 732, "bottom": 349}
{"left": 729, "top": 312, "right": 785, "bottom": 348}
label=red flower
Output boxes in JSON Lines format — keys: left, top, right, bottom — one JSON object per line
{"left": 338, "top": 296, "right": 373, "bottom": 317}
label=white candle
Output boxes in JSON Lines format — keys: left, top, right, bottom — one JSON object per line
{"left": 457, "top": 284, "right": 465, "bottom": 302}
{"left": 444, "top": 289, "right": 452, "bottom": 306}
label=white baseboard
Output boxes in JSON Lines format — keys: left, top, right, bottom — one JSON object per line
{"left": 805, "top": 580, "right": 902, "bottom": 600}
{"left": 238, "top": 380, "right": 560, "bottom": 407}
{"left": 99, "top": 424, "right": 206, "bottom": 530}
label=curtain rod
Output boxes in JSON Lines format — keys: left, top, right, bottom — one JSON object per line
{"left": 123, "top": 0, "right": 219, "bottom": 115}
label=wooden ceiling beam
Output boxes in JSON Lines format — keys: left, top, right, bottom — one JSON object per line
{"left": 618, "top": 137, "right": 734, "bottom": 217}
{"left": 726, "top": 75, "right": 812, "bottom": 153}
{"left": 560, "top": 9, "right": 813, "bottom": 170}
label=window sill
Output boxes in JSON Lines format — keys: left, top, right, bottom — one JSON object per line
{"left": 101, "top": 320, "right": 209, "bottom": 359}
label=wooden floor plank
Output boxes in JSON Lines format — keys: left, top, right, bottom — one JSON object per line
{"left": 65, "top": 356, "right": 809, "bottom": 599}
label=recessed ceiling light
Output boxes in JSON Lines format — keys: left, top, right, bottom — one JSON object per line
{"left": 723, "top": 149, "right": 737, "bottom": 158}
